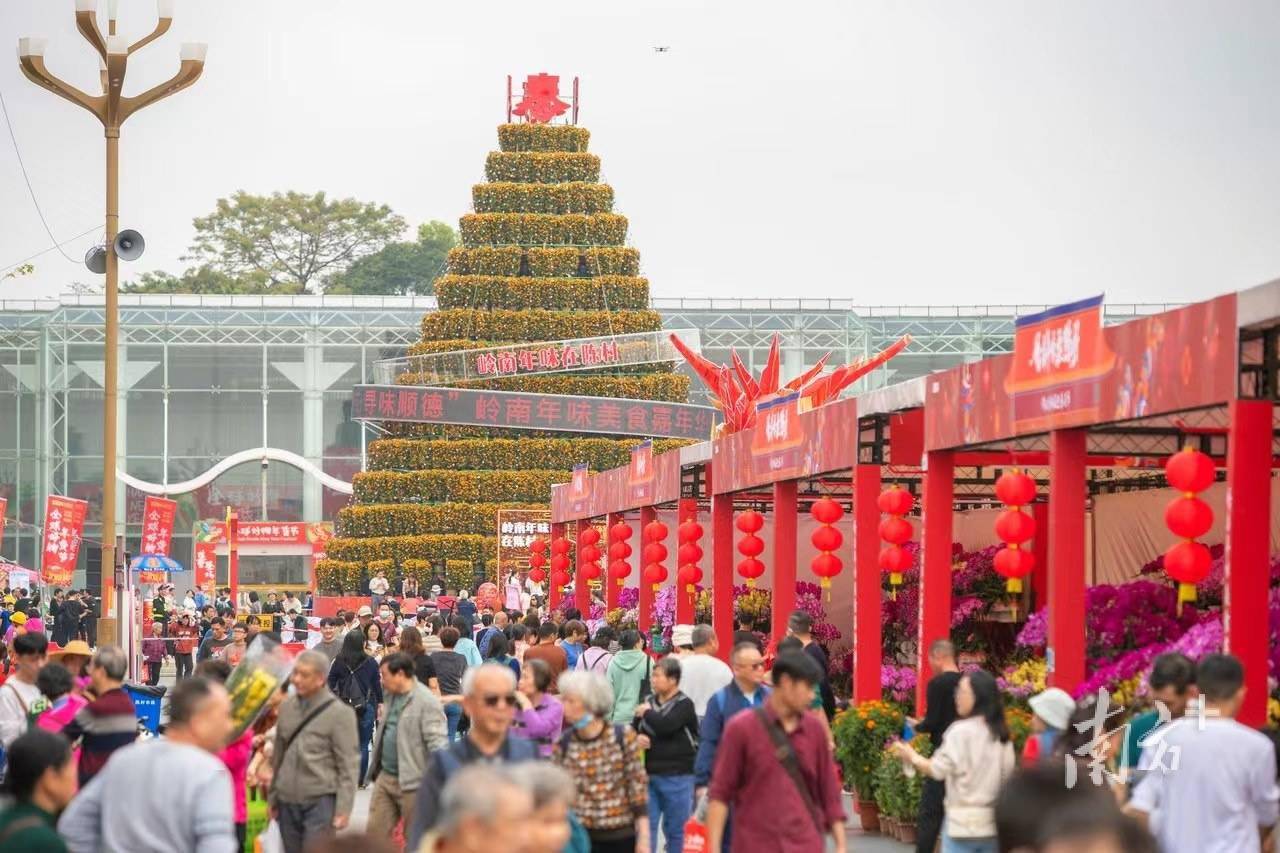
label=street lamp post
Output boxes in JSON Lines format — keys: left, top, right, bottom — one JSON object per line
{"left": 18, "top": 0, "right": 205, "bottom": 643}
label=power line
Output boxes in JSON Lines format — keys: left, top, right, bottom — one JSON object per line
{"left": 0, "top": 224, "right": 100, "bottom": 276}
{"left": 0, "top": 82, "right": 86, "bottom": 264}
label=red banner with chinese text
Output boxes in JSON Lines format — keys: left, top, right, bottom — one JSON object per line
{"left": 925, "top": 295, "right": 1238, "bottom": 450}
{"left": 194, "top": 541, "right": 217, "bottom": 591}
{"left": 1009, "top": 295, "right": 1112, "bottom": 433}
{"left": 711, "top": 397, "right": 858, "bottom": 494}
{"left": 140, "top": 496, "right": 177, "bottom": 557}
{"left": 552, "top": 448, "right": 682, "bottom": 522}
{"left": 41, "top": 495, "right": 87, "bottom": 586}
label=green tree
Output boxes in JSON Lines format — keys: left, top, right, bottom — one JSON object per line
{"left": 325, "top": 220, "right": 457, "bottom": 295}
{"left": 185, "top": 190, "right": 406, "bottom": 293}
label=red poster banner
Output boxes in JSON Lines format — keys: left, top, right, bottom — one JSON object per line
{"left": 140, "top": 496, "right": 178, "bottom": 557}
{"left": 925, "top": 294, "right": 1238, "bottom": 450}
{"left": 42, "top": 495, "right": 88, "bottom": 586}
{"left": 1009, "top": 295, "right": 1111, "bottom": 433}
{"left": 551, "top": 448, "right": 682, "bottom": 522}
{"left": 194, "top": 541, "right": 217, "bottom": 591}
{"left": 0, "top": 496, "right": 7, "bottom": 552}
{"left": 711, "top": 396, "right": 859, "bottom": 494}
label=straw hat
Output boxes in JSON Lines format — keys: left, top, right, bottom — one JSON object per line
{"left": 48, "top": 639, "right": 93, "bottom": 660}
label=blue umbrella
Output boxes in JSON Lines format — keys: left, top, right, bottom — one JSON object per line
{"left": 129, "top": 554, "right": 185, "bottom": 572}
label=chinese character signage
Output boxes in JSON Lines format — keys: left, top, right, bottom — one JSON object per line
{"left": 749, "top": 393, "right": 806, "bottom": 478}
{"left": 711, "top": 396, "right": 858, "bottom": 495}
{"left": 41, "top": 495, "right": 88, "bottom": 586}
{"left": 201, "top": 521, "right": 323, "bottom": 546}
{"left": 194, "top": 541, "right": 217, "bottom": 591}
{"left": 351, "top": 384, "right": 719, "bottom": 440}
{"left": 628, "top": 440, "right": 654, "bottom": 503}
{"left": 925, "top": 294, "right": 1238, "bottom": 451}
{"left": 497, "top": 509, "right": 552, "bottom": 577}
{"left": 552, "top": 447, "right": 682, "bottom": 522}
{"left": 1009, "top": 295, "right": 1112, "bottom": 433}
{"left": 373, "top": 329, "right": 701, "bottom": 386}
{"left": 140, "top": 496, "right": 177, "bottom": 557}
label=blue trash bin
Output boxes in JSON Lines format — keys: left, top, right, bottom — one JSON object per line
{"left": 124, "top": 683, "right": 166, "bottom": 733}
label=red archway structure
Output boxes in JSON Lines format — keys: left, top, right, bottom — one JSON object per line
{"left": 551, "top": 282, "right": 1279, "bottom": 726}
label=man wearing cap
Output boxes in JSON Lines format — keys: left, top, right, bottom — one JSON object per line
{"left": 1022, "top": 687, "right": 1076, "bottom": 767}
{"left": 670, "top": 624, "right": 695, "bottom": 657}
{"left": 678, "top": 625, "right": 733, "bottom": 722}
{"left": 357, "top": 605, "right": 375, "bottom": 632}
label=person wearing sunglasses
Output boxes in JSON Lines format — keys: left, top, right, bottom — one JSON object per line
{"left": 406, "top": 663, "right": 539, "bottom": 850}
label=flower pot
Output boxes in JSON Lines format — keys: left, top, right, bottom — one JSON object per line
{"left": 899, "top": 821, "right": 918, "bottom": 844}
{"left": 858, "top": 799, "right": 880, "bottom": 832}
{"left": 882, "top": 816, "right": 899, "bottom": 840}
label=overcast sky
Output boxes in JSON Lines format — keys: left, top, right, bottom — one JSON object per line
{"left": 1, "top": 0, "right": 1279, "bottom": 306}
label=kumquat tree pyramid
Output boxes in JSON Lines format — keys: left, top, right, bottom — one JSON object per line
{"left": 321, "top": 79, "right": 692, "bottom": 594}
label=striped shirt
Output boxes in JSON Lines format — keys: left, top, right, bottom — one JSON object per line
{"left": 63, "top": 686, "right": 138, "bottom": 786}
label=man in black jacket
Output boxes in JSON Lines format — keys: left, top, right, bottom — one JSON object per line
{"left": 910, "top": 638, "right": 961, "bottom": 853}
{"left": 635, "top": 656, "right": 699, "bottom": 853}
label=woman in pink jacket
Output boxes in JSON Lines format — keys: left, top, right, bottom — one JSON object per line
{"left": 513, "top": 658, "right": 564, "bottom": 758}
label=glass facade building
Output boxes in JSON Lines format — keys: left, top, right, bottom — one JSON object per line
{"left": 0, "top": 293, "right": 1173, "bottom": 588}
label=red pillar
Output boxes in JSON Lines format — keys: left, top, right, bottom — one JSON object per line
{"left": 1048, "top": 429, "right": 1087, "bottom": 692}
{"left": 638, "top": 506, "right": 657, "bottom": 636}
{"left": 771, "top": 480, "right": 798, "bottom": 650}
{"left": 606, "top": 512, "right": 624, "bottom": 612}
{"left": 549, "top": 521, "right": 565, "bottom": 612}
{"left": 1031, "top": 500, "right": 1050, "bottom": 612}
{"left": 574, "top": 518, "right": 592, "bottom": 616}
{"left": 1226, "top": 399, "right": 1272, "bottom": 727}
{"left": 676, "top": 499, "right": 698, "bottom": 625}
{"left": 853, "top": 464, "right": 882, "bottom": 704}
{"left": 712, "top": 493, "right": 734, "bottom": 663}
{"left": 917, "top": 451, "right": 954, "bottom": 715}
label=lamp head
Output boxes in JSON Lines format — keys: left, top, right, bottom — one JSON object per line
{"left": 17, "top": 37, "right": 47, "bottom": 58}
{"left": 157, "top": 0, "right": 175, "bottom": 20}
{"left": 180, "top": 42, "right": 208, "bottom": 63}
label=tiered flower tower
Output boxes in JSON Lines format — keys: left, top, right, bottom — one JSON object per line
{"left": 321, "top": 118, "right": 689, "bottom": 594}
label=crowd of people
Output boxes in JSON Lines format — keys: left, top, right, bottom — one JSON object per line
{"left": 1, "top": 576, "right": 1278, "bottom": 852}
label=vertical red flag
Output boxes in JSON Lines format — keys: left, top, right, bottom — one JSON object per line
{"left": 0, "top": 496, "right": 8, "bottom": 552}
{"left": 194, "top": 541, "right": 217, "bottom": 592}
{"left": 42, "top": 495, "right": 88, "bottom": 586}
{"left": 140, "top": 496, "right": 178, "bottom": 557}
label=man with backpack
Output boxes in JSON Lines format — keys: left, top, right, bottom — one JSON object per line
{"left": 406, "top": 663, "right": 538, "bottom": 850}
{"left": 269, "top": 650, "right": 359, "bottom": 853}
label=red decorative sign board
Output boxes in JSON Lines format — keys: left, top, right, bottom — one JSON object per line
{"left": 513, "top": 73, "right": 569, "bottom": 123}
{"left": 0, "top": 496, "right": 6, "bottom": 551}
{"left": 497, "top": 509, "right": 552, "bottom": 577}
{"left": 711, "top": 397, "right": 859, "bottom": 495}
{"left": 629, "top": 441, "right": 654, "bottom": 503}
{"left": 41, "top": 495, "right": 88, "bottom": 586}
{"left": 552, "top": 447, "right": 681, "bottom": 522}
{"left": 925, "top": 294, "right": 1238, "bottom": 450}
{"left": 140, "top": 496, "right": 177, "bottom": 557}
{"left": 194, "top": 541, "right": 217, "bottom": 591}
{"left": 203, "top": 521, "right": 329, "bottom": 547}
{"left": 351, "top": 384, "right": 718, "bottom": 440}
{"left": 568, "top": 464, "right": 590, "bottom": 515}
{"left": 1009, "top": 295, "right": 1111, "bottom": 433}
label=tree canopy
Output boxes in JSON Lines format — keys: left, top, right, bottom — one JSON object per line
{"left": 325, "top": 220, "right": 456, "bottom": 295}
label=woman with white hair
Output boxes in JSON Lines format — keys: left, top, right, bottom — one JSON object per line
{"left": 552, "top": 671, "right": 648, "bottom": 853}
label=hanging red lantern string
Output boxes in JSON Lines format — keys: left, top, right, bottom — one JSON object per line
{"left": 608, "top": 521, "right": 633, "bottom": 586}
{"left": 993, "top": 470, "right": 1037, "bottom": 614}
{"left": 578, "top": 525, "right": 602, "bottom": 583}
{"left": 528, "top": 537, "right": 547, "bottom": 584}
{"left": 1164, "top": 447, "right": 1216, "bottom": 611}
{"left": 735, "top": 509, "right": 765, "bottom": 586}
{"left": 642, "top": 520, "right": 669, "bottom": 591}
{"left": 809, "top": 497, "right": 844, "bottom": 598}
{"left": 677, "top": 518, "right": 705, "bottom": 597}
{"left": 550, "top": 535, "right": 572, "bottom": 589}
{"left": 877, "top": 485, "right": 914, "bottom": 599}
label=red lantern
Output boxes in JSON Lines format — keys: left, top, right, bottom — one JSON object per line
{"left": 1164, "top": 540, "right": 1212, "bottom": 584}
{"left": 643, "top": 562, "right": 668, "bottom": 588}
{"left": 1165, "top": 496, "right": 1213, "bottom": 541}
{"left": 811, "top": 552, "right": 842, "bottom": 582}
{"left": 994, "top": 509, "right": 1036, "bottom": 546}
{"left": 879, "top": 516, "right": 913, "bottom": 546}
{"left": 1165, "top": 447, "right": 1215, "bottom": 494}
{"left": 879, "top": 545, "right": 912, "bottom": 574}
{"left": 995, "top": 470, "right": 1037, "bottom": 507}
{"left": 579, "top": 545, "right": 601, "bottom": 564}
{"left": 993, "top": 546, "right": 1035, "bottom": 592}
{"left": 811, "top": 525, "right": 843, "bottom": 553}
{"left": 735, "top": 510, "right": 764, "bottom": 534}
{"left": 678, "top": 520, "right": 704, "bottom": 544}
{"left": 608, "top": 541, "right": 632, "bottom": 561}
{"left": 551, "top": 538, "right": 570, "bottom": 556}
{"left": 528, "top": 552, "right": 546, "bottom": 569}
{"left": 737, "top": 533, "right": 764, "bottom": 558}
{"left": 579, "top": 561, "right": 601, "bottom": 581}
{"left": 809, "top": 497, "right": 844, "bottom": 525}
{"left": 644, "top": 520, "right": 669, "bottom": 542}
{"left": 551, "top": 570, "right": 571, "bottom": 588}
{"left": 678, "top": 563, "right": 703, "bottom": 592}
{"left": 643, "top": 542, "right": 668, "bottom": 565}
{"left": 529, "top": 538, "right": 547, "bottom": 555}
{"left": 609, "top": 559, "right": 632, "bottom": 586}
{"left": 610, "top": 522, "right": 633, "bottom": 542}
{"left": 678, "top": 543, "right": 704, "bottom": 565}
{"left": 528, "top": 567, "right": 546, "bottom": 584}
{"left": 550, "top": 554, "right": 569, "bottom": 573}
{"left": 737, "top": 557, "right": 764, "bottom": 584}
{"left": 877, "top": 486, "right": 914, "bottom": 517}
{"left": 579, "top": 527, "right": 601, "bottom": 547}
